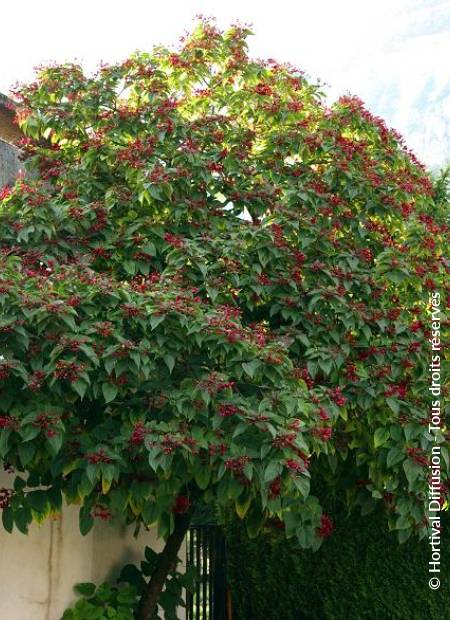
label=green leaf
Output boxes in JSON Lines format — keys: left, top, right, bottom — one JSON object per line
{"left": 194, "top": 466, "right": 211, "bottom": 490}
{"left": 403, "top": 459, "right": 421, "bottom": 485}
{"left": 123, "top": 260, "right": 136, "bottom": 275}
{"left": 72, "top": 380, "right": 88, "bottom": 399}
{"left": 386, "top": 398, "right": 400, "bottom": 414}
{"left": 74, "top": 582, "right": 96, "bottom": 598}
{"left": 48, "top": 433, "right": 63, "bottom": 455}
{"left": 150, "top": 315, "right": 165, "bottom": 330}
{"left": 235, "top": 495, "right": 252, "bottom": 519}
{"left": 264, "top": 461, "right": 281, "bottom": 482}
{"left": 20, "top": 425, "right": 40, "bottom": 442}
{"left": 387, "top": 447, "right": 404, "bottom": 468}
{"left": 27, "top": 490, "right": 48, "bottom": 513}
{"left": 163, "top": 354, "right": 175, "bottom": 374}
{"left": 242, "top": 360, "right": 260, "bottom": 379}
{"left": 79, "top": 508, "right": 94, "bottom": 536}
{"left": 142, "top": 242, "right": 156, "bottom": 256}
{"left": 142, "top": 502, "right": 160, "bottom": 526}
{"left": 318, "top": 358, "right": 333, "bottom": 376}
{"left": 374, "top": 427, "right": 390, "bottom": 448}
{"left": 2, "top": 506, "right": 13, "bottom": 533}
{"left": 102, "top": 383, "right": 118, "bottom": 404}
{"left": 18, "top": 442, "right": 36, "bottom": 467}
{"left": 14, "top": 507, "right": 30, "bottom": 534}
{"left": 0, "top": 429, "right": 12, "bottom": 458}
{"left": 292, "top": 475, "right": 310, "bottom": 497}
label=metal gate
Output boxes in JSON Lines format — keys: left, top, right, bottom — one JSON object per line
{"left": 186, "top": 524, "right": 228, "bottom": 620}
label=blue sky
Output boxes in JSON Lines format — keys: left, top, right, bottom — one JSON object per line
{"left": 1, "top": 0, "right": 448, "bottom": 168}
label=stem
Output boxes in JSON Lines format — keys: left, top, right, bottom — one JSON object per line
{"left": 136, "top": 509, "right": 193, "bottom": 620}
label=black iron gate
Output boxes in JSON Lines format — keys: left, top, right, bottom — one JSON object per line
{"left": 186, "top": 524, "right": 228, "bottom": 620}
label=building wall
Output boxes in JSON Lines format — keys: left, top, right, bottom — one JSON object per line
{"left": 0, "top": 471, "right": 171, "bottom": 620}
{"left": 0, "top": 93, "right": 22, "bottom": 143}
{"left": 0, "top": 94, "right": 23, "bottom": 187}
{"left": 0, "top": 137, "right": 23, "bottom": 186}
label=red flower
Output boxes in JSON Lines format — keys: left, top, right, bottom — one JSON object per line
{"left": 0, "top": 416, "right": 17, "bottom": 430}
{"left": 0, "top": 488, "right": 13, "bottom": 509}
{"left": 164, "top": 233, "right": 185, "bottom": 248}
{"left": 254, "top": 83, "right": 273, "bottom": 96}
{"left": 0, "top": 186, "right": 11, "bottom": 201}
{"left": 217, "top": 404, "right": 241, "bottom": 417}
{"left": 92, "top": 504, "right": 111, "bottom": 521}
{"left": 173, "top": 495, "right": 191, "bottom": 514}
{"left": 131, "top": 423, "right": 147, "bottom": 445}
{"left": 285, "top": 459, "right": 305, "bottom": 473}
{"left": 54, "top": 360, "right": 85, "bottom": 383}
{"left": 224, "top": 456, "right": 250, "bottom": 472}
{"left": 312, "top": 427, "right": 332, "bottom": 442}
{"left": 407, "top": 447, "right": 428, "bottom": 467}
{"left": 317, "top": 514, "right": 334, "bottom": 538}
{"left": 328, "top": 387, "right": 346, "bottom": 407}
{"left": 85, "top": 448, "right": 112, "bottom": 464}
{"left": 269, "top": 476, "right": 282, "bottom": 498}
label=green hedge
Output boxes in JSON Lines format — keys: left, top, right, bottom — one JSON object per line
{"left": 225, "top": 510, "right": 449, "bottom": 620}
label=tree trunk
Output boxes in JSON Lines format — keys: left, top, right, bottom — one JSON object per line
{"left": 136, "top": 509, "right": 192, "bottom": 620}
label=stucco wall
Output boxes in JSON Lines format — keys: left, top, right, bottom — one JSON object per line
{"left": 0, "top": 93, "right": 21, "bottom": 144}
{"left": 0, "top": 138, "right": 23, "bottom": 187}
{"left": 0, "top": 471, "right": 185, "bottom": 620}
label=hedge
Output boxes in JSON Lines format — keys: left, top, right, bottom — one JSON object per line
{"left": 224, "top": 509, "right": 449, "bottom": 620}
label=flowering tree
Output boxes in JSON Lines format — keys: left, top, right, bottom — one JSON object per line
{"left": 0, "top": 19, "right": 448, "bottom": 618}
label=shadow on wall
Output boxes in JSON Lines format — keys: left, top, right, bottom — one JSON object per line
{"left": 0, "top": 93, "right": 22, "bottom": 143}
{"left": 0, "top": 138, "right": 22, "bottom": 187}
{"left": 0, "top": 93, "right": 23, "bottom": 186}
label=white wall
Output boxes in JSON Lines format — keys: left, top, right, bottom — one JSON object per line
{"left": 0, "top": 471, "right": 186, "bottom": 620}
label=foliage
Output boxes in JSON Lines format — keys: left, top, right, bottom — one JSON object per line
{"left": 432, "top": 162, "right": 450, "bottom": 208}
{"left": 225, "top": 508, "right": 450, "bottom": 620}
{"left": 0, "top": 17, "right": 448, "bottom": 554}
{"left": 61, "top": 546, "right": 196, "bottom": 620}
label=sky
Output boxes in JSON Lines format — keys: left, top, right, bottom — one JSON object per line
{"left": 1, "top": 0, "right": 449, "bottom": 168}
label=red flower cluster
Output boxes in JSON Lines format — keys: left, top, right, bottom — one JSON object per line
{"left": 0, "top": 488, "right": 13, "bottom": 509}
{"left": 0, "top": 415, "right": 18, "bottom": 429}
{"left": 32, "top": 413, "right": 60, "bottom": 438}
{"left": 173, "top": 495, "right": 191, "bottom": 514}
{"left": 0, "top": 186, "right": 11, "bottom": 201}
{"left": 254, "top": 82, "right": 273, "bottom": 96}
{"left": 384, "top": 382, "right": 408, "bottom": 399}
{"left": 208, "top": 443, "right": 227, "bottom": 457}
{"left": 407, "top": 447, "right": 428, "bottom": 467}
{"left": 164, "top": 233, "right": 185, "bottom": 248}
{"left": 327, "top": 387, "right": 346, "bottom": 406}
{"left": 217, "top": 404, "right": 241, "bottom": 417}
{"left": 269, "top": 476, "right": 282, "bottom": 498}
{"left": 312, "top": 427, "right": 333, "bottom": 442}
{"left": 54, "top": 360, "right": 85, "bottom": 383}
{"left": 292, "top": 368, "right": 314, "bottom": 389}
{"left": 224, "top": 456, "right": 250, "bottom": 472}
{"left": 197, "top": 373, "right": 235, "bottom": 395}
{"left": 92, "top": 504, "right": 111, "bottom": 521}
{"left": 317, "top": 514, "right": 334, "bottom": 538}
{"left": 86, "top": 448, "right": 112, "bottom": 464}
{"left": 130, "top": 422, "right": 148, "bottom": 446}
{"left": 285, "top": 459, "right": 305, "bottom": 473}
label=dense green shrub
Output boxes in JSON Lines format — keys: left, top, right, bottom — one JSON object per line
{"left": 62, "top": 545, "right": 197, "bottom": 620}
{"left": 225, "top": 509, "right": 450, "bottom": 620}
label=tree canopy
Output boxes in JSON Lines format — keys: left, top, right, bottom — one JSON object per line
{"left": 0, "top": 18, "right": 448, "bottom": 574}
